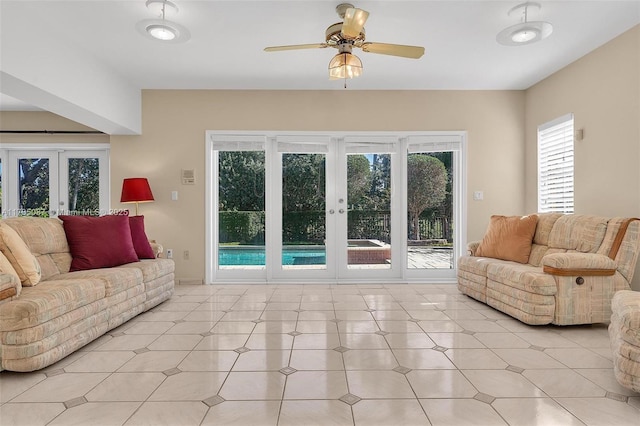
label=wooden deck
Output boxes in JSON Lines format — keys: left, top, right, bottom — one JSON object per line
{"left": 407, "top": 247, "right": 453, "bottom": 269}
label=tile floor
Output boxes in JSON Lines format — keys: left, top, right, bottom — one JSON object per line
{"left": 1, "top": 284, "right": 639, "bottom": 425}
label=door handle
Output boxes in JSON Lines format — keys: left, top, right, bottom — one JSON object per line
{"left": 339, "top": 209, "right": 345, "bottom": 214}
{"left": 329, "top": 209, "right": 335, "bottom": 214}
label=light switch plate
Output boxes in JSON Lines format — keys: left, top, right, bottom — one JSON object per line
{"left": 473, "top": 191, "right": 484, "bottom": 201}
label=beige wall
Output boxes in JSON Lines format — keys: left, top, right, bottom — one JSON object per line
{"left": 108, "top": 90, "right": 526, "bottom": 282}
{"left": 525, "top": 25, "right": 640, "bottom": 289}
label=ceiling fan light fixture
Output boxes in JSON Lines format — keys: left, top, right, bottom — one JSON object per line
{"left": 145, "top": 0, "right": 178, "bottom": 15}
{"left": 497, "top": 2, "right": 553, "bottom": 46}
{"left": 328, "top": 52, "right": 363, "bottom": 80}
{"left": 146, "top": 24, "right": 177, "bottom": 41}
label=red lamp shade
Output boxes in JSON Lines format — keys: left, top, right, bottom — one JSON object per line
{"left": 120, "top": 178, "right": 154, "bottom": 215}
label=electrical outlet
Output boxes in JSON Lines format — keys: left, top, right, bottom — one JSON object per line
{"left": 183, "top": 250, "right": 190, "bottom": 260}
{"left": 166, "top": 249, "right": 173, "bottom": 259}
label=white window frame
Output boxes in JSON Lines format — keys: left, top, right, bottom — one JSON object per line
{"left": 538, "top": 113, "right": 574, "bottom": 213}
{"left": 0, "top": 144, "right": 110, "bottom": 218}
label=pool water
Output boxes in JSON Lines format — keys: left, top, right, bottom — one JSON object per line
{"left": 218, "top": 247, "right": 326, "bottom": 266}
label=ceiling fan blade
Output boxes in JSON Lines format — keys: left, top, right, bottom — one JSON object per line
{"left": 341, "top": 7, "right": 369, "bottom": 39}
{"left": 361, "top": 42, "right": 425, "bottom": 59}
{"left": 264, "top": 43, "right": 328, "bottom": 52}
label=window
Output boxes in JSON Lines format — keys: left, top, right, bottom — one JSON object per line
{"left": 1, "top": 146, "right": 110, "bottom": 218}
{"left": 538, "top": 113, "right": 574, "bottom": 213}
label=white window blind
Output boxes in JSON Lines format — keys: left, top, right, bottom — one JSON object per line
{"left": 538, "top": 113, "right": 574, "bottom": 213}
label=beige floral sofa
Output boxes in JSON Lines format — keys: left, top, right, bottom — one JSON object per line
{"left": 458, "top": 214, "right": 640, "bottom": 325}
{"left": 0, "top": 217, "right": 175, "bottom": 372}
{"left": 609, "top": 290, "right": 640, "bottom": 392}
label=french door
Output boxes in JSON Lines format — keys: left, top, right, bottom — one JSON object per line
{"left": 2, "top": 147, "right": 110, "bottom": 217}
{"left": 207, "top": 132, "right": 465, "bottom": 284}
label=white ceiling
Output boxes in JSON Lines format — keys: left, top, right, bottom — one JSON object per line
{"left": 1, "top": 0, "right": 639, "bottom": 111}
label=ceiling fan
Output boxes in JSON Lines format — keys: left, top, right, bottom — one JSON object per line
{"left": 264, "top": 3, "right": 425, "bottom": 84}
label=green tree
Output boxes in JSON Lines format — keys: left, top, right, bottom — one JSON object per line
{"left": 347, "top": 154, "right": 371, "bottom": 208}
{"left": 407, "top": 154, "right": 447, "bottom": 240}
{"left": 19, "top": 158, "right": 50, "bottom": 216}
{"left": 68, "top": 158, "right": 100, "bottom": 213}
{"left": 218, "top": 151, "right": 265, "bottom": 211}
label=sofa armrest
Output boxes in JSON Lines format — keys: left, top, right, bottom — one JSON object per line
{"left": 542, "top": 253, "right": 617, "bottom": 276}
{"left": 0, "top": 273, "right": 21, "bottom": 302}
{"left": 149, "top": 240, "right": 164, "bottom": 258}
{"left": 611, "top": 290, "right": 640, "bottom": 329}
{"left": 467, "top": 241, "right": 481, "bottom": 256}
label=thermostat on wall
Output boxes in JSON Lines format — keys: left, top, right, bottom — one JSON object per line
{"left": 181, "top": 169, "right": 195, "bottom": 185}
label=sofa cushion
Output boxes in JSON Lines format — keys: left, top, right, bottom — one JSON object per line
{"left": 117, "top": 258, "right": 175, "bottom": 282}
{"left": 129, "top": 216, "right": 156, "bottom": 259}
{"left": 0, "top": 222, "right": 42, "bottom": 286}
{"left": 476, "top": 215, "right": 538, "bottom": 264}
{"left": 0, "top": 279, "right": 106, "bottom": 331}
{"left": 0, "top": 250, "right": 20, "bottom": 284}
{"left": 53, "top": 267, "right": 143, "bottom": 297}
{"left": 59, "top": 215, "right": 139, "bottom": 271}
{"left": 548, "top": 215, "right": 608, "bottom": 253}
{"left": 533, "top": 213, "right": 563, "bottom": 246}
{"left": 486, "top": 262, "right": 557, "bottom": 296}
{"left": 2, "top": 217, "right": 72, "bottom": 280}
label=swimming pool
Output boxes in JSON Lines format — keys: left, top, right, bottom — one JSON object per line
{"left": 218, "top": 246, "right": 326, "bottom": 266}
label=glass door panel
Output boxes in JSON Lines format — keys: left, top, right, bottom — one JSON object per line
{"left": 347, "top": 153, "right": 392, "bottom": 269}
{"left": 217, "top": 151, "right": 266, "bottom": 269}
{"left": 59, "top": 151, "right": 109, "bottom": 216}
{"left": 281, "top": 153, "right": 327, "bottom": 270}
{"left": 406, "top": 151, "right": 454, "bottom": 269}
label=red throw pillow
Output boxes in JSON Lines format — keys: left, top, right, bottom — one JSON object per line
{"left": 129, "top": 215, "right": 156, "bottom": 259}
{"left": 59, "top": 215, "right": 139, "bottom": 271}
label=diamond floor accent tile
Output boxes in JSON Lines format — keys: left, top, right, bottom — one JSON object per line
{"left": 329, "top": 318, "right": 342, "bottom": 323}
{"left": 375, "top": 331, "right": 389, "bottom": 336}
{"left": 461, "top": 330, "right": 476, "bottom": 335}
{"left": 134, "top": 348, "right": 150, "bottom": 354}
{"left": 408, "top": 318, "right": 421, "bottom": 323}
{"left": 294, "top": 309, "right": 305, "bottom": 313}
{"left": 279, "top": 367, "right": 298, "bottom": 376}
{"left": 606, "top": 392, "right": 629, "bottom": 402}
{"left": 339, "top": 393, "right": 362, "bottom": 406}
{"left": 234, "top": 346, "right": 251, "bottom": 354}
{"left": 163, "top": 368, "right": 182, "bottom": 376}
{"left": 64, "top": 396, "right": 87, "bottom": 409}
{"left": 365, "top": 309, "right": 376, "bottom": 312}
{"left": 474, "top": 392, "right": 496, "bottom": 404}
{"left": 333, "top": 346, "right": 350, "bottom": 353}
{"left": 529, "top": 345, "right": 545, "bottom": 351}
{"left": 174, "top": 319, "right": 185, "bottom": 324}
{"left": 433, "top": 345, "right": 448, "bottom": 352}
{"left": 110, "top": 332, "right": 125, "bottom": 338}
{"left": 288, "top": 331, "right": 302, "bottom": 337}
{"left": 203, "top": 395, "right": 226, "bottom": 407}
{"left": 200, "top": 332, "right": 213, "bottom": 337}
{"left": 393, "top": 366, "right": 412, "bottom": 375}
{"left": 506, "top": 365, "right": 525, "bottom": 374}
{"left": 252, "top": 319, "right": 264, "bottom": 323}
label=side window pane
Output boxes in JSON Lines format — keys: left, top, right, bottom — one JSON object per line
{"left": 68, "top": 158, "right": 100, "bottom": 215}
{"left": 19, "top": 158, "right": 50, "bottom": 217}
{"left": 218, "top": 151, "right": 266, "bottom": 268}
{"left": 406, "top": 152, "right": 453, "bottom": 269}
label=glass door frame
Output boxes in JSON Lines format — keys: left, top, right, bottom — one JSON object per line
{"left": 205, "top": 131, "right": 467, "bottom": 285}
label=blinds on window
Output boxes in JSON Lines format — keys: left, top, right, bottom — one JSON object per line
{"left": 538, "top": 113, "right": 574, "bottom": 213}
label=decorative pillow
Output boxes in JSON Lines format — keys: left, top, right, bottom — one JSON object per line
{"left": 0, "top": 249, "right": 21, "bottom": 285}
{"left": 129, "top": 216, "right": 156, "bottom": 259}
{"left": 476, "top": 215, "right": 539, "bottom": 264}
{"left": 0, "top": 222, "right": 42, "bottom": 286}
{"left": 58, "top": 215, "right": 139, "bottom": 271}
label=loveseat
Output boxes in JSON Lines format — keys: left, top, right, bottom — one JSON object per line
{"left": 458, "top": 214, "right": 640, "bottom": 325}
{"left": 0, "top": 216, "right": 175, "bottom": 372}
